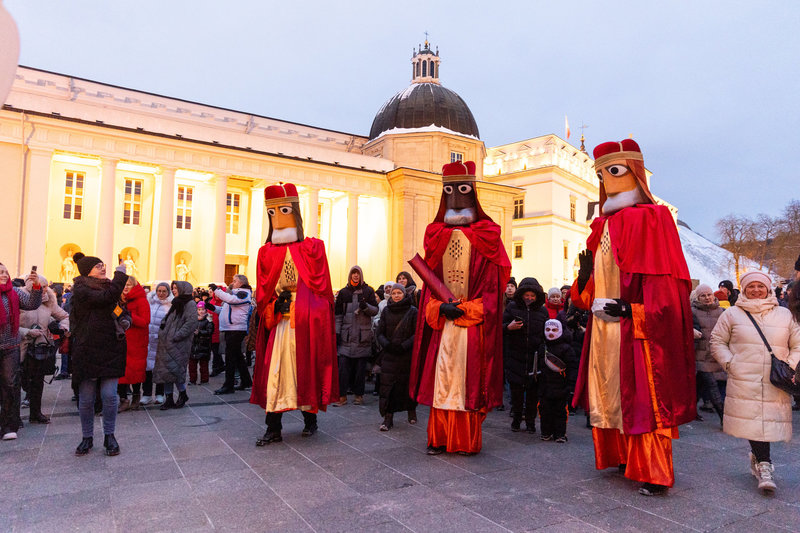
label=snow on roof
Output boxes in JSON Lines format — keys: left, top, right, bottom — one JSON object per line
{"left": 372, "top": 123, "right": 480, "bottom": 141}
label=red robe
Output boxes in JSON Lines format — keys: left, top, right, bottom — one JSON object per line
{"left": 410, "top": 219, "right": 511, "bottom": 411}
{"left": 250, "top": 237, "right": 338, "bottom": 411}
{"left": 571, "top": 204, "right": 696, "bottom": 435}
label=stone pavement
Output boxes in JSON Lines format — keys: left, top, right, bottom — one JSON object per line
{"left": 1, "top": 375, "right": 799, "bottom": 533}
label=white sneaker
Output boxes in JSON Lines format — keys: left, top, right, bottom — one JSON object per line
{"left": 755, "top": 461, "right": 776, "bottom": 494}
{"left": 154, "top": 395, "right": 165, "bottom": 405}
{"left": 2, "top": 432, "right": 17, "bottom": 440}
{"left": 139, "top": 395, "right": 153, "bottom": 405}
{"left": 749, "top": 452, "right": 759, "bottom": 478}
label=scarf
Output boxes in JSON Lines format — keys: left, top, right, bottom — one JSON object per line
{"left": 0, "top": 280, "right": 19, "bottom": 333}
{"left": 166, "top": 294, "right": 193, "bottom": 321}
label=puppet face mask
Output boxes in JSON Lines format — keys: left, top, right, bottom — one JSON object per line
{"left": 268, "top": 203, "right": 299, "bottom": 244}
{"left": 443, "top": 182, "right": 477, "bottom": 226}
{"left": 597, "top": 157, "right": 646, "bottom": 214}
{"left": 544, "top": 319, "right": 563, "bottom": 341}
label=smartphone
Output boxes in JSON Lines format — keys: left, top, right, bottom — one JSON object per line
{"left": 31, "top": 266, "right": 37, "bottom": 272}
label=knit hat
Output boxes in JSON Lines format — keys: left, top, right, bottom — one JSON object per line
{"left": 507, "top": 277, "right": 517, "bottom": 288}
{"left": 387, "top": 283, "right": 406, "bottom": 294}
{"left": 196, "top": 301, "right": 206, "bottom": 309}
{"left": 73, "top": 252, "right": 102, "bottom": 277}
{"left": 739, "top": 271, "right": 772, "bottom": 292}
{"left": 547, "top": 287, "right": 562, "bottom": 300}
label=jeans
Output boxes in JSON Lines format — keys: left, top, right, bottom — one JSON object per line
{"left": 0, "top": 346, "right": 21, "bottom": 434}
{"left": 338, "top": 356, "right": 367, "bottom": 397}
{"left": 223, "top": 331, "right": 251, "bottom": 389}
{"left": 58, "top": 351, "right": 69, "bottom": 376}
{"left": 163, "top": 382, "right": 186, "bottom": 395}
{"left": 79, "top": 377, "right": 118, "bottom": 437}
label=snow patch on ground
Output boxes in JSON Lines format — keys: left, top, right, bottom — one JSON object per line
{"left": 679, "top": 223, "right": 767, "bottom": 286}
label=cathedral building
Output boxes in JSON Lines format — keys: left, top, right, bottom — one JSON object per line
{"left": 0, "top": 42, "right": 624, "bottom": 289}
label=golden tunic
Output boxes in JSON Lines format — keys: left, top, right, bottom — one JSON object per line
{"left": 265, "top": 249, "right": 310, "bottom": 412}
{"left": 587, "top": 221, "right": 623, "bottom": 429}
{"left": 432, "top": 229, "right": 470, "bottom": 411}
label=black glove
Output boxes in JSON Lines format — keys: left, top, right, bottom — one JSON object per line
{"left": 274, "top": 290, "right": 292, "bottom": 314}
{"left": 208, "top": 283, "right": 218, "bottom": 293}
{"left": 439, "top": 302, "right": 465, "bottom": 320}
{"left": 603, "top": 298, "right": 632, "bottom": 318}
{"left": 577, "top": 249, "right": 593, "bottom": 293}
{"left": 204, "top": 301, "right": 215, "bottom": 312}
{"left": 358, "top": 297, "right": 367, "bottom": 311}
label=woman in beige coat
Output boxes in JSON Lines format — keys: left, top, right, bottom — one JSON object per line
{"left": 711, "top": 271, "right": 800, "bottom": 495}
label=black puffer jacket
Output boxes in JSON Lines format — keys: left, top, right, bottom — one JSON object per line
{"left": 502, "top": 277, "right": 548, "bottom": 386}
{"left": 376, "top": 294, "right": 417, "bottom": 376}
{"left": 190, "top": 316, "right": 215, "bottom": 360}
{"left": 70, "top": 271, "right": 129, "bottom": 381}
{"left": 539, "top": 335, "right": 579, "bottom": 399}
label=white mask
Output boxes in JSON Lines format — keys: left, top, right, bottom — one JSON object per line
{"left": 544, "top": 319, "right": 563, "bottom": 341}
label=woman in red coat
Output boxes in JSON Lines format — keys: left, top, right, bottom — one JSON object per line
{"left": 118, "top": 278, "right": 151, "bottom": 411}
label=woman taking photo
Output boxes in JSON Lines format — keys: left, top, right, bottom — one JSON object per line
{"left": 70, "top": 253, "right": 128, "bottom": 456}
{"left": 154, "top": 281, "right": 195, "bottom": 409}
{"left": 117, "top": 277, "right": 150, "bottom": 412}
{"left": 711, "top": 271, "right": 800, "bottom": 494}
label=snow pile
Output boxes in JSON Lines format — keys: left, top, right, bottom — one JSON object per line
{"left": 678, "top": 222, "right": 766, "bottom": 286}
{"left": 372, "top": 123, "right": 479, "bottom": 141}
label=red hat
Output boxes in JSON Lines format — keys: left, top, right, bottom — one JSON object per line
{"left": 593, "top": 139, "right": 644, "bottom": 168}
{"left": 264, "top": 183, "right": 299, "bottom": 207}
{"left": 442, "top": 161, "right": 476, "bottom": 183}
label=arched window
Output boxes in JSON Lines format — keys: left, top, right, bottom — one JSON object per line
{"left": 412, "top": 63, "right": 415, "bottom": 79}
{"left": 416, "top": 61, "right": 420, "bottom": 78}
{"left": 422, "top": 61, "right": 427, "bottom": 77}
{"left": 430, "top": 60, "right": 435, "bottom": 78}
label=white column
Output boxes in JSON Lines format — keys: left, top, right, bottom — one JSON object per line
{"left": 154, "top": 166, "right": 176, "bottom": 280}
{"left": 19, "top": 148, "right": 53, "bottom": 273}
{"left": 306, "top": 187, "right": 319, "bottom": 238}
{"left": 246, "top": 185, "right": 266, "bottom": 282}
{"left": 211, "top": 174, "right": 228, "bottom": 283}
{"left": 95, "top": 158, "right": 118, "bottom": 264}
{"left": 346, "top": 192, "right": 359, "bottom": 268}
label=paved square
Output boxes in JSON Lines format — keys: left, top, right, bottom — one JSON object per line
{"left": 1, "top": 376, "right": 799, "bottom": 532}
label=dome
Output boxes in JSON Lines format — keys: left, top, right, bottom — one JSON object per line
{"left": 368, "top": 83, "right": 480, "bottom": 141}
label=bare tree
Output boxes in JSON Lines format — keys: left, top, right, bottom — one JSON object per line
{"left": 752, "top": 214, "right": 782, "bottom": 270}
{"left": 716, "top": 214, "right": 756, "bottom": 286}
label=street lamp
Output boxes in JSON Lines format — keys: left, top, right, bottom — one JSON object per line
{"left": 0, "top": 1, "right": 20, "bottom": 103}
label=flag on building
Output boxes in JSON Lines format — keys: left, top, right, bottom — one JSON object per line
{"left": 565, "top": 115, "right": 571, "bottom": 139}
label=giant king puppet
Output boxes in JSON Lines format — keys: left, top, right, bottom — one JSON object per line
{"left": 570, "top": 140, "right": 695, "bottom": 496}
{"left": 251, "top": 183, "right": 338, "bottom": 446}
{"left": 410, "top": 161, "right": 510, "bottom": 455}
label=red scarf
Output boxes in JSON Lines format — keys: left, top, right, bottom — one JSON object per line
{"left": 0, "top": 280, "right": 20, "bottom": 333}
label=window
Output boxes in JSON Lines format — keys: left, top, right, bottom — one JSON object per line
{"left": 226, "top": 192, "right": 241, "bottom": 234}
{"left": 63, "top": 171, "right": 85, "bottom": 220}
{"left": 123, "top": 179, "right": 143, "bottom": 225}
{"left": 570, "top": 196, "right": 576, "bottom": 222}
{"left": 514, "top": 243, "right": 523, "bottom": 259}
{"left": 513, "top": 198, "right": 524, "bottom": 219}
{"left": 317, "top": 203, "right": 323, "bottom": 238}
{"left": 176, "top": 185, "right": 193, "bottom": 229}
{"left": 563, "top": 241, "right": 569, "bottom": 260}
{"left": 422, "top": 61, "right": 427, "bottom": 77}
{"left": 450, "top": 151, "right": 464, "bottom": 163}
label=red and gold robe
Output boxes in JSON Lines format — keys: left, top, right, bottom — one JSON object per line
{"left": 571, "top": 204, "right": 695, "bottom": 486}
{"left": 251, "top": 237, "right": 338, "bottom": 412}
{"left": 410, "top": 219, "right": 510, "bottom": 453}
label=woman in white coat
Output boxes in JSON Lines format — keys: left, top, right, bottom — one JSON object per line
{"left": 141, "top": 282, "right": 171, "bottom": 405}
{"left": 711, "top": 270, "right": 800, "bottom": 495}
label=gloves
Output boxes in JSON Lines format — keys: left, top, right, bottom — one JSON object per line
{"left": 358, "top": 298, "right": 367, "bottom": 311}
{"left": 439, "top": 302, "right": 465, "bottom": 320}
{"left": 274, "top": 290, "right": 292, "bottom": 314}
{"left": 577, "top": 250, "right": 593, "bottom": 293}
{"left": 208, "top": 283, "right": 218, "bottom": 293}
{"left": 603, "top": 298, "right": 632, "bottom": 318}
{"left": 204, "top": 302, "right": 216, "bottom": 311}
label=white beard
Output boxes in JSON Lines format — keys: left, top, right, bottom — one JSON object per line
{"left": 444, "top": 207, "right": 477, "bottom": 226}
{"left": 271, "top": 227, "right": 299, "bottom": 244}
{"left": 602, "top": 187, "right": 646, "bottom": 215}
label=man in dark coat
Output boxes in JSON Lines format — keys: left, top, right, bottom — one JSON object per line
{"left": 70, "top": 252, "right": 128, "bottom": 456}
{"left": 502, "top": 277, "right": 548, "bottom": 433}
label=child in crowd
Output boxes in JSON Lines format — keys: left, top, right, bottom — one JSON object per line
{"left": 189, "top": 301, "right": 214, "bottom": 384}
{"left": 538, "top": 319, "right": 578, "bottom": 443}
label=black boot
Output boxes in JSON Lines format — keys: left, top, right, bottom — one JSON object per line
{"left": 160, "top": 394, "right": 175, "bottom": 410}
{"left": 256, "top": 429, "right": 282, "bottom": 446}
{"left": 75, "top": 437, "right": 93, "bottom": 456}
{"left": 639, "top": 482, "right": 668, "bottom": 496}
{"left": 175, "top": 390, "right": 189, "bottom": 408}
{"left": 104, "top": 434, "right": 120, "bottom": 456}
{"left": 380, "top": 413, "right": 393, "bottom": 431}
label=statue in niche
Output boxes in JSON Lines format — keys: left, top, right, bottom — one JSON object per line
{"left": 123, "top": 253, "right": 139, "bottom": 279}
{"left": 175, "top": 258, "right": 191, "bottom": 282}
{"left": 60, "top": 249, "right": 78, "bottom": 282}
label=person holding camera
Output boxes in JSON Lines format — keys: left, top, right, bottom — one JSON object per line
{"left": 70, "top": 253, "right": 129, "bottom": 456}
{"left": 334, "top": 266, "right": 378, "bottom": 406}
{"left": 18, "top": 275, "right": 68, "bottom": 424}
{"left": 208, "top": 275, "right": 253, "bottom": 395}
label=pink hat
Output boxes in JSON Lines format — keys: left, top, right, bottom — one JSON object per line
{"left": 196, "top": 301, "right": 206, "bottom": 309}
{"left": 739, "top": 271, "right": 772, "bottom": 292}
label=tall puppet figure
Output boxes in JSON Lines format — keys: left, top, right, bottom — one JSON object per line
{"left": 251, "top": 183, "right": 338, "bottom": 445}
{"left": 570, "top": 140, "right": 695, "bottom": 496}
{"left": 410, "top": 161, "right": 511, "bottom": 455}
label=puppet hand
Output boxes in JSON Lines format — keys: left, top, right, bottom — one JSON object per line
{"left": 440, "top": 302, "right": 465, "bottom": 320}
{"left": 577, "top": 250, "right": 593, "bottom": 292}
{"left": 208, "top": 283, "right": 218, "bottom": 293}
{"left": 603, "top": 299, "right": 632, "bottom": 318}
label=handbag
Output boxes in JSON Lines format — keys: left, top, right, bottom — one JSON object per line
{"left": 743, "top": 311, "right": 800, "bottom": 396}
{"left": 26, "top": 340, "right": 57, "bottom": 376}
